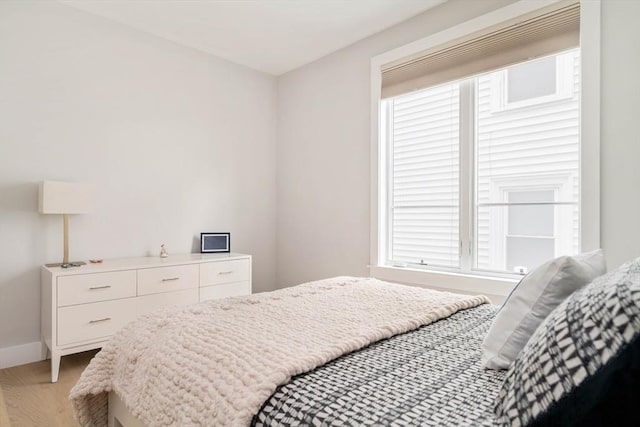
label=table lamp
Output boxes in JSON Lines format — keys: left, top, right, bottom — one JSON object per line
{"left": 39, "top": 181, "right": 93, "bottom": 268}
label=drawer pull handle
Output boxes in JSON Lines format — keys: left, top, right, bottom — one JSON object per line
{"left": 89, "top": 317, "right": 111, "bottom": 324}
{"left": 89, "top": 285, "right": 112, "bottom": 290}
{"left": 218, "top": 271, "right": 233, "bottom": 275}
{"left": 162, "top": 277, "right": 180, "bottom": 282}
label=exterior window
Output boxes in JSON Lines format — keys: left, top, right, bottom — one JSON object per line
{"left": 505, "top": 190, "right": 555, "bottom": 274}
{"left": 491, "top": 51, "right": 576, "bottom": 112}
{"left": 383, "top": 49, "right": 580, "bottom": 276}
{"left": 507, "top": 56, "right": 556, "bottom": 103}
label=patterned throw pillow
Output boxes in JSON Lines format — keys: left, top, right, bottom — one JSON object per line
{"left": 495, "top": 257, "right": 640, "bottom": 426}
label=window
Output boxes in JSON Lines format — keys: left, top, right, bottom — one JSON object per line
{"left": 505, "top": 190, "right": 555, "bottom": 274}
{"left": 507, "top": 56, "right": 556, "bottom": 102}
{"left": 385, "top": 82, "right": 460, "bottom": 269}
{"left": 491, "top": 52, "right": 576, "bottom": 112}
{"left": 371, "top": 0, "right": 600, "bottom": 293}
{"left": 382, "top": 49, "right": 581, "bottom": 277}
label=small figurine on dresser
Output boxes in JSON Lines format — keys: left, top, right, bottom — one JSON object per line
{"left": 160, "top": 244, "right": 169, "bottom": 258}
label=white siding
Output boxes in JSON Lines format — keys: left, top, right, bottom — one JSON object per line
{"left": 387, "top": 49, "right": 581, "bottom": 273}
{"left": 390, "top": 83, "right": 459, "bottom": 267}
{"left": 475, "top": 50, "right": 580, "bottom": 271}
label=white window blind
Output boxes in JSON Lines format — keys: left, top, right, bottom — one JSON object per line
{"left": 381, "top": 1, "right": 579, "bottom": 99}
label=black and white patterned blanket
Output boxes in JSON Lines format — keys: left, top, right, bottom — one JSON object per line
{"left": 253, "top": 304, "right": 504, "bottom": 426}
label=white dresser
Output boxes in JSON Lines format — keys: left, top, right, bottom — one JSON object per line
{"left": 41, "top": 253, "right": 251, "bottom": 382}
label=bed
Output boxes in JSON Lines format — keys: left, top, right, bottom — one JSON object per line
{"left": 252, "top": 304, "right": 504, "bottom": 426}
{"left": 70, "top": 260, "right": 640, "bottom": 427}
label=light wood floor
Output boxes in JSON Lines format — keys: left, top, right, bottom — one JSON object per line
{"left": 0, "top": 350, "right": 98, "bottom": 427}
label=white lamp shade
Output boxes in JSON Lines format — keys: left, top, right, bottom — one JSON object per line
{"left": 39, "top": 181, "right": 93, "bottom": 214}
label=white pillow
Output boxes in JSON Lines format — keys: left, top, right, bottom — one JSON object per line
{"left": 482, "top": 249, "right": 606, "bottom": 370}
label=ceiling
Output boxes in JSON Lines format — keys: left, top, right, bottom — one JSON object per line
{"left": 60, "top": 0, "right": 446, "bottom": 75}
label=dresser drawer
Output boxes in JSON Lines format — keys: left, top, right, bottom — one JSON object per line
{"left": 57, "top": 270, "right": 137, "bottom": 307}
{"left": 200, "top": 281, "right": 251, "bottom": 302}
{"left": 57, "top": 298, "right": 138, "bottom": 346}
{"left": 200, "top": 259, "right": 250, "bottom": 287}
{"left": 136, "top": 288, "right": 198, "bottom": 315}
{"left": 137, "top": 264, "right": 198, "bottom": 296}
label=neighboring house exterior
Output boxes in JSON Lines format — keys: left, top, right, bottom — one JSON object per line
{"left": 386, "top": 49, "right": 580, "bottom": 274}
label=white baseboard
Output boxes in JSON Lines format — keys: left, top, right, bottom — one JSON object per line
{"left": 0, "top": 341, "right": 44, "bottom": 369}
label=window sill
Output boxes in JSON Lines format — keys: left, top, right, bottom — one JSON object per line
{"left": 370, "top": 265, "right": 518, "bottom": 298}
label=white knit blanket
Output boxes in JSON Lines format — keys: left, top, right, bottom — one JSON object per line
{"left": 70, "top": 276, "right": 490, "bottom": 427}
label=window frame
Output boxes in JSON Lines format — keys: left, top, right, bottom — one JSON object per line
{"left": 370, "top": 0, "right": 600, "bottom": 299}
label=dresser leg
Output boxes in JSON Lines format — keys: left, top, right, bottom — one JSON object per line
{"left": 51, "top": 353, "right": 61, "bottom": 383}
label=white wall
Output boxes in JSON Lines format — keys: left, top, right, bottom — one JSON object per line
{"left": 600, "top": 0, "right": 640, "bottom": 270}
{"left": 0, "top": 1, "right": 277, "bottom": 360}
{"left": 276, "top": 0, "right": 515, "bottom": 287}
{"left": 276, "top": 0, "right": 640, "bottom": 288}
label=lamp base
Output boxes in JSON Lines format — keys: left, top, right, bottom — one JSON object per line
{"left": 45, "top": 261, "right": 87, "bottom": 268}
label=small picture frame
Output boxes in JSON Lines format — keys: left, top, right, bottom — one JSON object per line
{"left": 200, "top": 232, "right": 230, "bottom": 253}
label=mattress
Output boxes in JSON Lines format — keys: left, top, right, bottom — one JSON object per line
{"left": 253, "top": 304, "right": 505, "bottom": 426}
